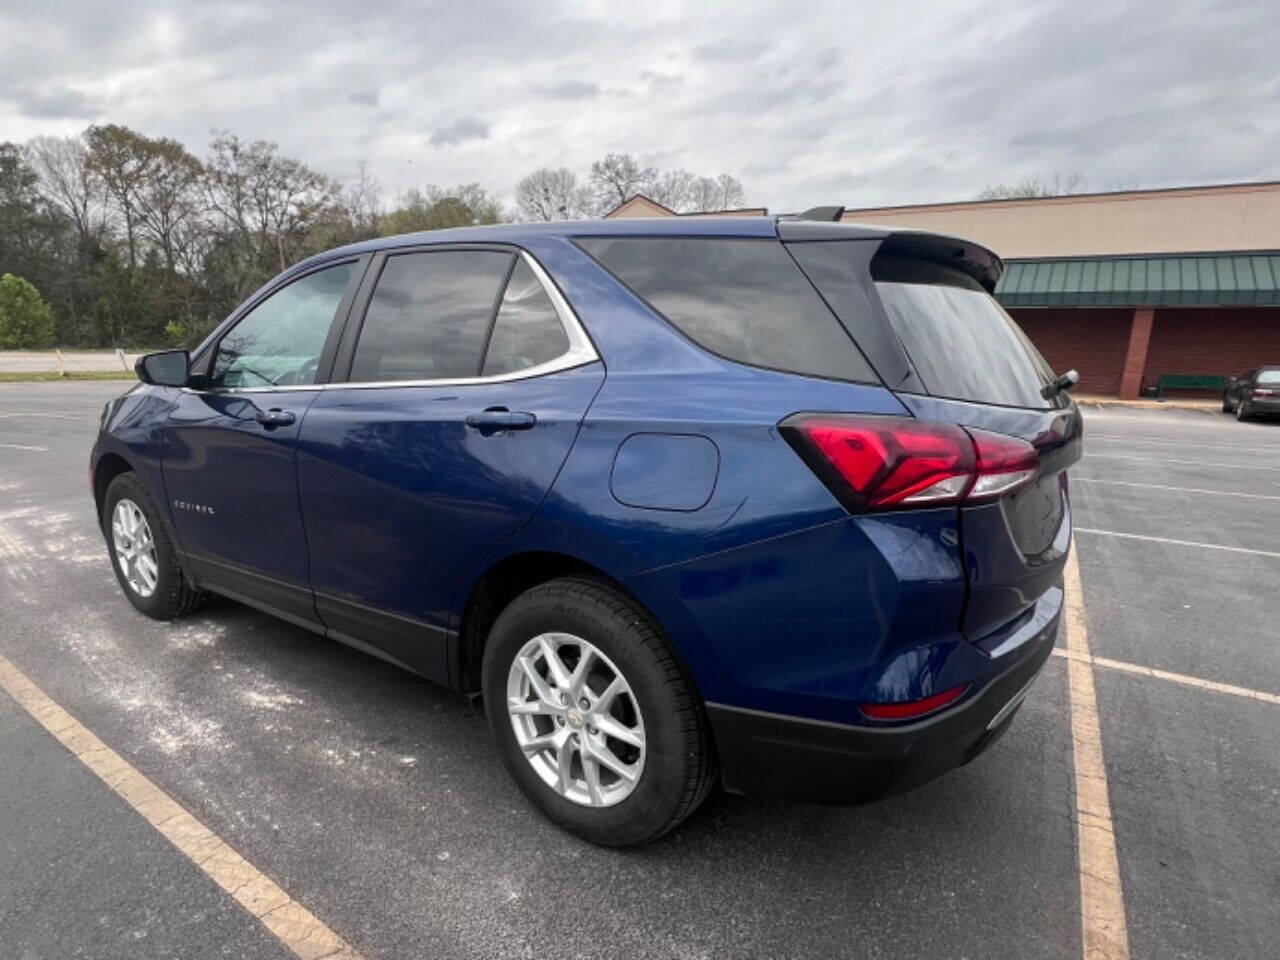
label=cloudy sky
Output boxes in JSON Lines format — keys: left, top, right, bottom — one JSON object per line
{"left": 1, "top": 0, "right": 1276, "bottom": 212}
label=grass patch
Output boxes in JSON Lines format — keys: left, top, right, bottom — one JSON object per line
{"left": 0, "top": 370, "right": 138, "bottom": 382}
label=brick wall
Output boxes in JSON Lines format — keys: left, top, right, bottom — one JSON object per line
{"left": 1142, "top": 307, "right": 1280, "bottom": 393}
{"left": 1010, "top": 308, "right": 1134, "bottom": 396}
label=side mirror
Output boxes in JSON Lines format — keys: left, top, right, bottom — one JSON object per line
{"left": 135, "top": 350, "right": 190, "bottom": 387}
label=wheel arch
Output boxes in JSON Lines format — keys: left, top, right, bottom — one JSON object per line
{"left": 92, "top": 451, "right": 136, "bottom": 526}
{"left": 453, "top": 548, "right": 709, "bottom": 700}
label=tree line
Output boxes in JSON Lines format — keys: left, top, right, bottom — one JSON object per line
{"left": 0, "top": 126, "right": 746, "bottom": 349}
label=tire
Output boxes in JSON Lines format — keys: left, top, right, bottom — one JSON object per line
{"left": 102, "top": 472, "right": 204, "bottom": 620}
{"left": 482, "top": 576, "right": 716, "bottom": 846}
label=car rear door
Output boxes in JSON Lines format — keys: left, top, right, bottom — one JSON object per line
{"left": 789, "top": 235, "right": 1083, "bottom": 651}
{"left": 296, "top": 246, "right": 602, "bottom": 684}
{"left": 162, "top": 258, "right": 362, "bottom": 626}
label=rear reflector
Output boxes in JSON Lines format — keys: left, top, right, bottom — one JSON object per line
{"left": 859, "top": 683, "right": 969, "bottom": 720}
{"left": 780, "top": 414, "right": 1039, "bottom": 512}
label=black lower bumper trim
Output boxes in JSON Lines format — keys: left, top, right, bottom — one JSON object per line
{"left": 706, "top": 627, "right": 1056, "bottom": 804}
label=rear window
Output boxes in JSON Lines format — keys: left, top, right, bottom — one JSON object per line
{"left": 578, "top": 237, "right": 878, "bottom": 383}
{"left": 872, "top": 255, "right": 1056, "bottom": 409}
{"left": 1256, "top": 369, "right": 1280, "bottom": 385}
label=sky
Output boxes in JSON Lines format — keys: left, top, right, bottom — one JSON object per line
{"left": 1, "top": 0, "right": 1277, "bottom": 213}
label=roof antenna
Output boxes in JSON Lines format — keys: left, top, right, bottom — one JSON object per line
{"left": 792, "top": 206, "right": 845, "bottom": 222}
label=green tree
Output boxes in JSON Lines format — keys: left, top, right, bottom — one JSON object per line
{"left": 0, "top": 273, "right": 56, "bottom": 348}
{"left": 380, "top": 183, "right": 503, "bottom": 235}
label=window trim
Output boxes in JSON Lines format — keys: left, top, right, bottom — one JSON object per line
{"left": 328, "top": 246, "right": 597, "bottom": 391}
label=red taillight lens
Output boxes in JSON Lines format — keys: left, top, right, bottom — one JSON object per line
{"left": 789, "top": 417, "right": 974, "bottom": 509}
{"left": 967, "top": 428, "right": 1040, "bottom": 501}
{"left": 1253, "top": 388, "right": 1275, "bottom": 398}
{"left": 859, "top": 683, "right": 969, "bottom": 721}
{"left": 781, "top": 414, "right": 1039, "bottom": 511}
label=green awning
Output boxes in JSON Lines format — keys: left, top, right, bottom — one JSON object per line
{"left": 995, "top": 253, "right": 1280, "bottom": 307}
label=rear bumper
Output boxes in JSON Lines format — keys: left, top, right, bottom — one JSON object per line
{"left": 1243, "top": 397, "right": 1280, "bottom": 414}
{"left": 706, "top": 618, "right": 1057, "bottom": 804}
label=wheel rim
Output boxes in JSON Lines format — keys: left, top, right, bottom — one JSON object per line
{"left": 506, "top": 632, "right": 646, "bottom": 808}
{"left": 111, "top": 498, "right": 159, "bottom": 598}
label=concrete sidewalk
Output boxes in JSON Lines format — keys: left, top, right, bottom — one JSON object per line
{"left": 1072, "top": 393, "right": 1221, "bottom": 412}
{"left": 0, "top": 350, "right": 145, "bottom": 374}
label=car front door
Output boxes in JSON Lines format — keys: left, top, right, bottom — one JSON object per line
{"left": 296, "top": 247, "right": 602, "bottom": 683}
{"left": 162, "top": 258, "right": 363, "bottom": 625}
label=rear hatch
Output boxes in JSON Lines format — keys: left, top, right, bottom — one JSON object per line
{"left": 786, "top": 228, "right": 1083, "bottom": 648}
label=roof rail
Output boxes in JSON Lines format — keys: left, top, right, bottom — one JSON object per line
{"left": 779, "top": 205, "right": 846, "bottom": 222}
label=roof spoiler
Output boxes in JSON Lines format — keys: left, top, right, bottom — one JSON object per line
{"left": 778, "top": 205, "right": 846, "bottom": 222}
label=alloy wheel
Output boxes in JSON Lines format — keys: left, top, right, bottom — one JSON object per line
{"left": 506, "top": 632, "right": 646, "bottom": 808}
{"left": 111, "top": 498, "right": 159, "bottom": 598}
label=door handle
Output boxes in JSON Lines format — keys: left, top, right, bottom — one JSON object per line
{"left": 255, "top": 408, "right": 296, "bottom": 428}
{"left": 464, "top": 407, "right": 537, "bottom": 433}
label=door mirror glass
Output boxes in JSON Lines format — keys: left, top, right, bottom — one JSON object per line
{"left": 136, "top": 350, "right": 190, "bottom": 387}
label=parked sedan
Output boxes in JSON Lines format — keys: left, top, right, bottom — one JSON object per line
{"left": 91, "top": 214, "right": 1082, "bottom": 846}
{"left": 1223, "top": 366, "right": 1280, "bottom": 420}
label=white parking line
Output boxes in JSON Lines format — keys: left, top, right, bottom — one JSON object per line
{"left": 1085, "top": 453, "right": 1280, "bottom": 472}
{"left": 1074, "top": 527, "right": 1280, "bottom": 559}
{"left": 0, "top": 443, "right": 49, "bottom": 452}
{"left": 1073, "top": 478, "right": 1280, "bottom": 501}
{"left": 0, "top": 651, "right": 364, "bottom": 960}
{"left": 1087, "top": 435, "right": 1280, "bottom": 455}
{"left": 1053, "top": 649, "right": 1280, "bottom": 706}
{"left": 1063, "top": 547, "right": 1130, "bottom": 960}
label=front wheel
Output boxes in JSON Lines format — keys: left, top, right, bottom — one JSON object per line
{"left": 482, "top": 577, "right": 716, "bottom": 846}
{"left": 102, "top": 473, "right": 204, "bottom": 619}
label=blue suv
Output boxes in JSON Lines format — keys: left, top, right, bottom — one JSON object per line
{"left": 92, "top": 213, "right": 1081, "bottom": 846}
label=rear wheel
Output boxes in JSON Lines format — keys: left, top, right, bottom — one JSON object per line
{"left": 482, "top": 576, "right": 715, "bottom": 846}
{"left": 103, "top": 473, "right": 203, "bottom": 619}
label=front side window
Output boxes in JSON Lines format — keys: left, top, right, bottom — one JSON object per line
{"left": 578, "top": 237, "right": 878, "bottom": 383}
{"left": 210, "top": 262, "right": 355, "bottom": 389}
{"left": 350, "top": 251, "right": 514, "bottom": 382}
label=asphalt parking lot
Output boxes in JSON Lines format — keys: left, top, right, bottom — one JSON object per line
{"left": 1, "top": 381, "right": 1276, "bottom": 960}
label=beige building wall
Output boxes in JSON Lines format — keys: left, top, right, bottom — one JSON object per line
{"left": 842, "top": 182, "right": 1280, "bottom": 259}
{"left": 603, "top": 194, "right": 769, "bottom": 219}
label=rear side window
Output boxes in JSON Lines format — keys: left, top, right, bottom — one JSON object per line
{"left": 482, "top": 260, "right": 570, "bottom": 376}
{"left": 1256, "top": 369, "right": 1280, "bottom": 385}
{"left": 872, "top": 255, "right": 1055, "bottom": 409}
{"left": 578, "top": 237, "right": 878, "bottom": 383}
{"left": 350, "top": 250, "right": 513, "bottom": 382}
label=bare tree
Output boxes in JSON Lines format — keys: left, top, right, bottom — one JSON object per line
{"left": 648, "top": 169, "right": 696, "bottom": 212}
{"left": 132, "top": 136, "right": 204, "bottom": 273}
{"left": 515, "top": 167, "right": 590, "bottom": 221}
{"left": 203, "top": 131, "right": 339, "bottom": 297}
{"left": 977, "top": 172, "right": 1088, "bottom": 200}
{"left": 589, "top": 152, "right": 657, "bottom": 212}
{"left": 686, "top": 174, "right": 747, "bottom": 212}
{"left": 25, "top": 135, "right": 107, "bottom": 246}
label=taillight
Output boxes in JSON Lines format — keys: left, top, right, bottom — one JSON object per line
{"left": 781, "top": 414, "right": 1039, "bottom": 512}
{"left": 1253, "top": 388, "right": 1276, "bottom": 398}
{"left": 859, "top": 683, "right": 969, "bottom": 721}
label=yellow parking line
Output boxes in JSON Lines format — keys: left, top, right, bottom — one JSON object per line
{"left": 1053, "top": 648, "right": 1280, "bottom": 705}
{"left": 1063, "top": 547, "right": 1131, "bottom": 960}
{"left": 0, "top": 651, "right": 363, "bottom": 960}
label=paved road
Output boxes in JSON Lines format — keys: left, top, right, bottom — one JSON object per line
{"left": 0, "top": 382, "right": 1275, "bottom": 959}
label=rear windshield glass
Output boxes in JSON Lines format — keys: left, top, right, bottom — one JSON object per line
{"left": 1256, "top": 369, "right": 1280, "bottom": 385}
{"left": 872, "top": 255, "right": 1056, "bottom": 409}
{"left": 578, "top": 237, "right": 878, "bottom": 383}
